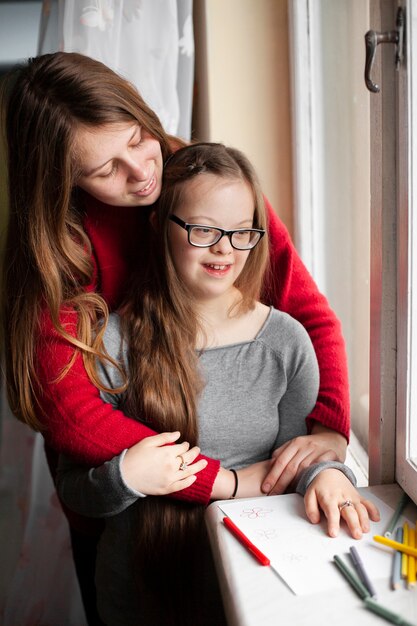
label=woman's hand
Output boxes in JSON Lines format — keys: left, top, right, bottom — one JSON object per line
{"left": 261, "top": 424, "right": 348, "bottom": 495}
{"left": 121, "top": 431, "right": 207, "bottom": 496}
{"left": 304, "top": 469, "right": 380, "bottom": 539}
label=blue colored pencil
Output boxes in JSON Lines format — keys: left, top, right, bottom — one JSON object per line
{"left": 349, "top": 546, "right": 377, "bottom": 598}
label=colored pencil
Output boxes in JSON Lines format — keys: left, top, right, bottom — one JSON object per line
{"left": 373, "top": 534, "right": 417, "bottom": 558}
{"left": 384, "top": 492, "right": 409, "bottom": 537}
{"left": 407, "top": 527, "right": 416, "bottom": 588}
{"left": 222, "top": 516, "right": 270, "bottom": 566}
{"left": 349, "top": 546, "right": 377, "bottom": 597}
{"left": 391, "top": 527, "right": 403, "bottom": 590}
{"left": 333, "top": 554, "right": 370, "bottom": 600}
{"left": 402, "top": 522, "right": 409, "bottom": 579}
{"left": 364, "top": 597, "right": 416, "bottom": 626}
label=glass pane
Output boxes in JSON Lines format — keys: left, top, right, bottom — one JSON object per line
{"left": 306, "top": 1, "right": 371, "bottom": 451}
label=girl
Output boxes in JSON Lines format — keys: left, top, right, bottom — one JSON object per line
{"left": 2, "top": 52, "right": 349, "bottom": 622}
{"left": 56, "top": 143, "right": 379, "bottom": 626}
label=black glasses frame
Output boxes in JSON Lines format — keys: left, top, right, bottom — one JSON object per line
{"left": 169, "top": 214, "right": 265, "bottom": 250}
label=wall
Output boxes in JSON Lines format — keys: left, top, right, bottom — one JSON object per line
{"left": 0, "top": 1, "right": 42, "bottom": 66}
{"left": 0, "top": 1, "right": 43, "bottom": 255}
{"left": 193, "top": 0, "right": 293, "bottom": 234}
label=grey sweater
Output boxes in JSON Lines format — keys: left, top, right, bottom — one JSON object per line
{"left": 56, "top": 307, "right": 355, "bottom": 625}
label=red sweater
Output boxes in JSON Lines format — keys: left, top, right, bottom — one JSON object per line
{"left": 36, "top": 195, "right": 350, "bottom": 507}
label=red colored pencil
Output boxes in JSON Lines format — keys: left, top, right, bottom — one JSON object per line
{"left": 223, "top": 516, "right": 270, "bottom": 566}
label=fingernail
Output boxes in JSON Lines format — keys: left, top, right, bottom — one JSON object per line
{"left": 263, "top": 483, "right": 271, "bottom": 493}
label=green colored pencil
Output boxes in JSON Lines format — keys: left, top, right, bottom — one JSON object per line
{"left": 364, "top": 597, "right": 416, "bottom": 626}
{"left": 384, "top": 492, "right": 410, "bottom": 537}
{"left": 333, "top": 554, "right": 370, "bottom": 600}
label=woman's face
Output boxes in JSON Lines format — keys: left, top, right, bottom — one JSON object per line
{"left": 74, "top": 122, "right": 163, "bottom": 207}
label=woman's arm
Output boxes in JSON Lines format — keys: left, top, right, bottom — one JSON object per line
{"left": 263, "top": 199, "right": 350, "bottom": 442}
{"left": 56, "top": 433, "right": 207, "bottom": 518}
{"left": 263, "top": 423, "right": 348, "bottom": 495}
{"left": 35, "top": 308, "right": 220, "bottom": 505}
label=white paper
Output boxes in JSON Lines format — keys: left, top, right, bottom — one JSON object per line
{"left": 218, "top": 493, "right": 412, "bottom": 595}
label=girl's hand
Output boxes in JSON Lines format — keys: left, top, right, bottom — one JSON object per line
{"left": 211, "top": 460, "right": 272, "bottom": 501}
{"left": 121, "top": 431, "right": 207, "bottom": 496}
{"left": 261, "top": 425, "right": 347, "bottom": 495}
{"left": 237, "top": 460, "right": 273, "bottom": 499}
{"left": 304, "top": 469, "right": 380, "bottom": 539}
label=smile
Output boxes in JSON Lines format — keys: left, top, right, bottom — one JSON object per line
{"left": 202, "top": 263, "right": 233, "bottom": 276}
{"left": 134, "top": 175, "right": 156, "bottom": 196}
{"left": 207, "top": 264, "right": 229, "bottom": 270}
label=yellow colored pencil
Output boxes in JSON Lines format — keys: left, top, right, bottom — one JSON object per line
{"left": 402, "top": 522, "right": 409, "bottom": 578}
{"left": 374, "top": 533, "right": 417, "bottom": 558}
{"left": 407, "top": 527, "right": 416, "bottom": 588}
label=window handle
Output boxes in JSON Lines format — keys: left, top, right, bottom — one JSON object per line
{"left": 364, "top": 7, "right": 404, "bottom": 93}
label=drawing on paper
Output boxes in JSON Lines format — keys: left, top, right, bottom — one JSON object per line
{"left": 240, "top": 507, "right": 273, "bottom": 519}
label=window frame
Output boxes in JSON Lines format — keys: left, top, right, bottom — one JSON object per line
{"left": 395, "top": 0, "right": 417, "bottom": 502}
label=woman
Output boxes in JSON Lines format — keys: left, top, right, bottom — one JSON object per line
{"left": 2, "top": 52, "right": 349, "bottom": 622}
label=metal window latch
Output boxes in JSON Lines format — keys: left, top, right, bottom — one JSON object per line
{"left": 364, "top": 7, "right": 404, "bottom": 93}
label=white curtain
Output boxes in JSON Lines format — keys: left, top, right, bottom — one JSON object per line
{"left": 1, "top": 2, "right": 194, "bottom": 624}
{"left": 38, "top": 0, "right": 195, "bottom": 139}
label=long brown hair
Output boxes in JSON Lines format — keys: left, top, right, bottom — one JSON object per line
{"left": 0, "top": 51, "right": 176, "bottom": 430}
{"left": 119, "top": 143, "right": 269, "bottom": 620}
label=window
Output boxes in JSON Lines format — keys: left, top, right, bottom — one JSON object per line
{"left": 290, "top": 0, "right": 417, "bottom": 499}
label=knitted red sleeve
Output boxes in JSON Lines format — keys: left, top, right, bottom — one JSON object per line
{"left": 263, "top": 200, "right": 350, "bottom": 441}
{"left": 35, "top": 309, "right": 220, "bottom": 505}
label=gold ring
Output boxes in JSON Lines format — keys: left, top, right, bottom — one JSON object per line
{"left": 178, "top": 454, "right": 188, "bottom": 471}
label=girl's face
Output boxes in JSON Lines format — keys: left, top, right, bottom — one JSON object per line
{"left": 74, "top": 122, "right": 163, "bottom": 207}
{"left": 168, "top": 174, "right": 255, "bottom": 304}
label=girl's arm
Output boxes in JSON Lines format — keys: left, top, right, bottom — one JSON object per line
{"left": 36, "top": 308, "right": 220, "bottom": 505}
{"left": 299, "top": 466, "right": 380, "bottom": 539}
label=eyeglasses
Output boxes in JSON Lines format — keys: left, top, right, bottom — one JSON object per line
{"left": 169, "top": 215, "right": 265, "bottom": 250}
